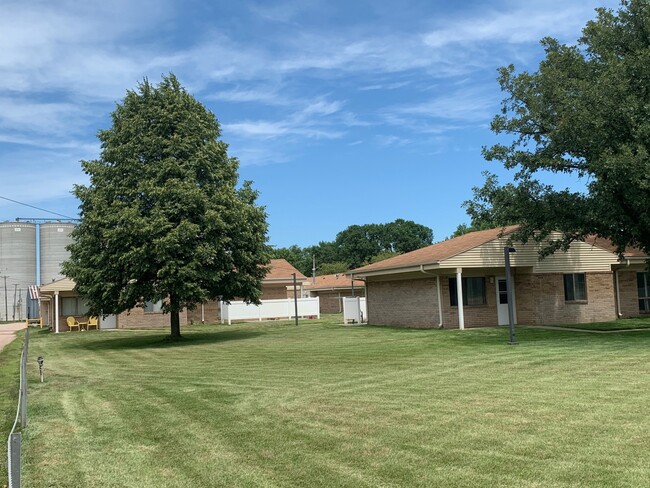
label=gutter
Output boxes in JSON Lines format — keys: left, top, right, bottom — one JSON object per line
{"left": 349, "top": 262, "right": 440, "bottom": 279}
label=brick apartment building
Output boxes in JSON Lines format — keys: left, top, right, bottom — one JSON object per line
{"left": 349, "top": 226, "right": 648, "bottom": 328}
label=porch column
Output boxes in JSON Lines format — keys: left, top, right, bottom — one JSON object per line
{"left": 456, "top": 268, "right": 464, "bottom": 330}
{"left": 54, "top": 291, "right": 60, "bottom": 334}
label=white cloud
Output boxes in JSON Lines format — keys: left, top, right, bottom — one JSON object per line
{"left": 422, "top": 3, "right": 613, "bottom": 49}
{"left": 392, "top": 87, "right": 497, "bottom": 123}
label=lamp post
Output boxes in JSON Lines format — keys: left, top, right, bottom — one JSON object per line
{"left": 292, "top": 273, "right": 299, "bottom": 326}
{"left": 504, "top": 246, "right": 517, "bottom": 345}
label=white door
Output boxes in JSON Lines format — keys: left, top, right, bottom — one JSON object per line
{"left": 100, "top": 314, "right": 117, "bottom": 329}
{"left": 496, "top": 277, "right": 517, "bottom": 326}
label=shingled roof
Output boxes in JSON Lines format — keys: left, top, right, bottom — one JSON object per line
{"left": 304, "top": 273, "right": 365, "bottom": 291}
{"left": 584, "top": 237, "right": 647, "bottom": 259}
{"left": 350, "top": 225, "right": 520, "bottom": 274}
{"left": 264, "top": 259, "right": 307, "bottom": 281}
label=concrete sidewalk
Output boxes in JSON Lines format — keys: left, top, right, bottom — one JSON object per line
{"left": 0, "top": 322, "right": 27, "bottom": 353}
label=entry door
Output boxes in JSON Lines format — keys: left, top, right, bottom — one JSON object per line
{"left": 100, "top": 314, "right": 117, "bottom": 329}
{"left": 496, "top": 277, "right": 517, "bottom": 326}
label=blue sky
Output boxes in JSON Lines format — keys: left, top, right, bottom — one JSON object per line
{"left": 0, "top": 0, "right": 620, "bottom": 247}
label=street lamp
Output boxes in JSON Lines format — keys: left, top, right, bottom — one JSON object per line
{"left": 292, "top": 273, "right": 299, "bottom": 326}
{"left": 504, "top": 247, "right": 517, "bottom": 345}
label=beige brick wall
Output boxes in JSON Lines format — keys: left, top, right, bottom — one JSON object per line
{"left": 118, "top": 306, "right": 188, "bottom": 329}
{"left": 367, "top": 277, "right": 440, "bottom": 328}
{"left": 440, "top": 276, "right": 498, "bottom": 328}
{"left": 312, "top": 291, "right": 343, "bottom": 314}
{"left": 367, "top": 271, "right": 620, "bottom": 329}
{"left": 187, "top": 300, "right": 221, "bottom": 324}
{"left": 515, "top": 272, "right": 616, "bottom": 325}
{"left": 617, "top": 269, "right": 647, "bottom": 318}
{"left": 262, "top": 284, "right": 289, "bottom": 300}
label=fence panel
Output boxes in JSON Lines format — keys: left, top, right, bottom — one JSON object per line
{"left": 221, "top": 298, "right": 320, "bottom": 324}
{"left": 7, "top": 327, "right": 29, "bottom": 488}
{"left": 343, "top": 297, "right": 367, "bottom": 324}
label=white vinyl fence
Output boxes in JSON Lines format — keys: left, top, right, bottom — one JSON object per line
{"left": 343, "top": 297, "right": 367, "bottom": 324}
{"left": 221, "top": 297, "right": 320, "bottom": 324}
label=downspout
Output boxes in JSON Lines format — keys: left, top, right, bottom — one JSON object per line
{"left": 615, "top": 258, "right": 632, "bottom": 318}
{"left": 420, "top": 265, "right": 444, "bottom": 328}
{"left": 355, "top": 276, "right": 368, "bottom": 323}
{"left": 615, "top": 269, "right": 622, "bottom": 318}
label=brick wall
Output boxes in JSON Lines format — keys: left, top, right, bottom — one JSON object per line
{"left": 118, "top": 306, "right": 188, "bottom": 329}
{"left": 617, "top": 269, "right": 646, "bottom": 318}
{"left": 367, "top": 277, "right": 440, "bottom": 328}
{"left": 440, "top": 276, "right": 498, "bottom": 328}
{"left": 367, "top": 271, "right": 620, "bottom": 329}
{"left": 262, "top": 284, "right": 289, "bottom": 300}
{"left": 515, "top": 272, "right": 616, "bottom": 325}
{"left": 312, "top": 291, "right": 343, "bottom": 314}
{"left": 187, "top": 300, "right": 221, "bottom": 324}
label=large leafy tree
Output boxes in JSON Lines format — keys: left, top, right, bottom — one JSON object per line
{"left": 63, "top": 74, "right": 269, "bottom": 338}
{"left": 469, "top": 0, "right": 650, "bottom": 257}
{"left": 274, "top": 219, "right": 433, "bottom": 274}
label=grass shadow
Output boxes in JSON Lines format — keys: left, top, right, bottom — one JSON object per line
{"left": 62, "top": 328, "right": 265, "bottom": 351}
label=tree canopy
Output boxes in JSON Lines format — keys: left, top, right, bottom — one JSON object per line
{"left": 271, "top": 219, "right": 434, "bottom": 276}
{"left": 468, "top": 0, "right": 650, "bottom": 257}
{"left": 63, "top": 74, "right": 269, "bottom": 338}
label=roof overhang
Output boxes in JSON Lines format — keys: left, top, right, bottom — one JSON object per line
{"left": 348, "top": 262, "right": 441, "bottom": 279}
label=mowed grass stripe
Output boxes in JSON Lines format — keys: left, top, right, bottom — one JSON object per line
{"left": 13, "top": 316, "right": 650, "bottom": 487}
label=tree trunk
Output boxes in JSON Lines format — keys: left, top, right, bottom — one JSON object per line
{"left": 169, "top": 293, "right": 182, "bottom": 339}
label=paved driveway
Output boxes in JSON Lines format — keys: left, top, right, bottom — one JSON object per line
{"left": 0, "top": 322, "right": 27, "bottom": 353}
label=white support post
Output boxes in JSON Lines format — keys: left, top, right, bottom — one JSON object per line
{"left": 456, "top": 268, "right": 464, "bottom": 330}
{"left": 201, "top": 303, "right": 205, "bottom": 324}
{"left": 317, "top": 297, "right": 320, "bottom": 319}
{"left": 54, "top": 291, "right": 60, "bottom": 334}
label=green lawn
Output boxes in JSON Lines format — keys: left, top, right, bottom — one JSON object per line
{"left": 4, "top": 316, "right": 650, "bottom": 487}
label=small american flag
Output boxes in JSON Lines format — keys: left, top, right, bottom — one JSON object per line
{"left": 28, "top": 285, "right": 40, "bottom": 300}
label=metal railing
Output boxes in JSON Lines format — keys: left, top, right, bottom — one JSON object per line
{"left": 7, "top": 327, "right": 29, "bottom": 488}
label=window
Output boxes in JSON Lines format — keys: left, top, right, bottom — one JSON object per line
{"left": 61, "top": 297, "right": 89, "bottom": 315}
{"left": 449, "top": 277, "right": 486, "bottom": 306}
{"left": 564, "top": 273, "right": 587, "bottom": 301}
{"left": 144, "top": 300, "right": 163, "bottom": 313}
{"left": 637, "top": 273, "right": 650, "bottom": 313}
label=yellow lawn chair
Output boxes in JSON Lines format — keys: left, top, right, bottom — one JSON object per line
{"left": 87, "top": 316, "right": 99, "bottom": 330}
{"left": 66, "top": 316, "right": 81, "bottom": 332}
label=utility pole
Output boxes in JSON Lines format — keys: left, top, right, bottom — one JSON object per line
{"left": 17, "top": 288, "right": 23, "bottom": 321}
{"left": 2, "top": 276, "right": 7, "bottom": 322}
{"left": 312, "top": 255, "right": 316, "bottom": 285}
{"left": 12, "top": 283, "right": 17, "bottom": 320}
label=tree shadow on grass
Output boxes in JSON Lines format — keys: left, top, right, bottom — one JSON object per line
{"left": 439, "top": 324, "right": 650, "bottom": 350}
{"left": 63, "top": 329, "right": 265, "bottom": 351}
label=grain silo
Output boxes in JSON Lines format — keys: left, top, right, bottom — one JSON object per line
{"left": 0, "top": 222, "right": 37, "bottom": 321}
{"left": 40, "top": 223, "right": 76, "bottom": 286}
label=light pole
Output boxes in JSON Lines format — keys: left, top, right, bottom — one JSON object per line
{"left": 504, "top": 246, "right": 517, "bottom": 345}
{"left": 292, "top": 273, "right": 299, "bottom": 326}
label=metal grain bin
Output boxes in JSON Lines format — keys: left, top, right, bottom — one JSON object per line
{"left": 39, "top": 223, "right": 75, "bottom": 286}
{"left": 0, "top": 222, "right": 37, "bottom": 321}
